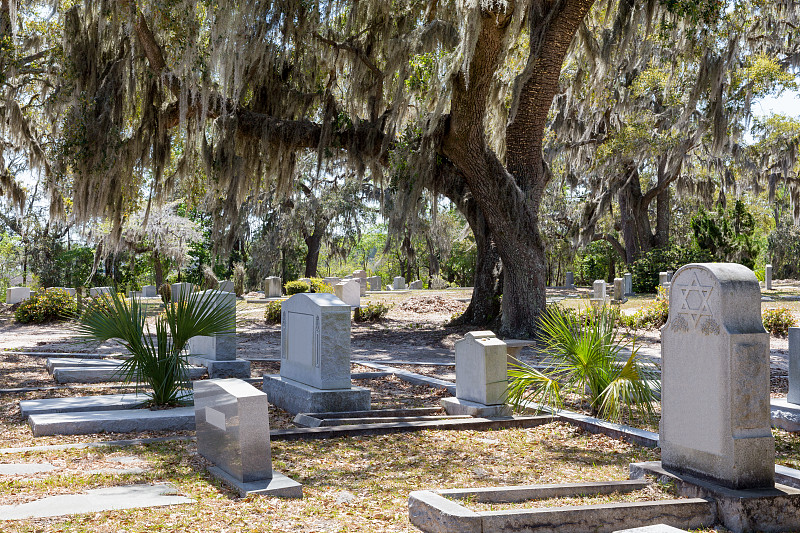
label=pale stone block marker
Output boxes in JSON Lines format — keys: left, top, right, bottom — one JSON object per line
{"left": 624, "top": 273, "right": 633, "bottom": 295}
{"left": 171, "top": 282, "right": 194, "bottom": 301}
{"left": 565, "top": 271, "right": 574, "bottom": 288}
{"left": 351, "top": 270, "right": 368, "bottom": 295}
{"left": 187, "top": 290, "right": 250, "bottom": 379}
{"left": 613, "top": 278, "right": 625, "bottom": 301}
{"left": 334, "top": 279, "right": 360, "bottom": 307}
{"left": 660, "top": 263, "right": 774, "bottom": 489}
{"left": 393, "top": 276, "right": 406, "bottom": 290}
{"left": 218, "top": 280, "right": 235, "bottom": 292}
{"left": 263, "top": 292, "right": 370, "bottom": 414}
{"left": 142, "top": 285, "right": 157, "bottom": 297}
{"left": 367, "top": 276, "right": 382, "bottom": 291}
{"left": 89, "top": 286, "right": 112, "bottom": 297}
{"left": 659, "top": 272, "right": 669, "bottom": 286}
{"left": 765, "top": 263, "right": 773, "bottom": 290}
{"left": 593, "top": 280, "right": 606, "bottom": 299}
{"left": 6, "top": 287, "right": 30, "bottom": 304}
{"left": 323, "top": 276, "right": 340, "bottom": 287}
{"left": 409, "top": 280, "right": 423, "bottom": 290}
{"left": 442, "top": 331, "right": 511, "bottom": 417}
{"left": 264, "top": 276, "right": 282, "bottom": 298}
{"left": 194, "top": 378, "right": 301, "bottom": 497}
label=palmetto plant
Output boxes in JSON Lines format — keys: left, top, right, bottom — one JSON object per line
{"left": 77, "top": 289, "right": 235, "bottom": 407}
{"left": 506, "top": 305, "right": 659, "bottom": 423}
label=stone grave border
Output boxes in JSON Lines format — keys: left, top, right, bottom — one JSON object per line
{"left": 408, "top": 480, "right": 715, "bottom": 533}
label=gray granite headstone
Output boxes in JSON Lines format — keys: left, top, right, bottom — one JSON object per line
{"left": 660, "top": 263, "right": 773, "bottom": 489}
{"left": 194, "top": 378, "right": 271, "bottom": 483}
{"left": 613, "top": 278, "right": 624, "bottom": 301}
{"left": 188, "top": 290, "right": 236, "bottom": 361}
{"left": 789, "top": 327, "right": 800, "bottom": 405}
{"left": 89, "top": 287, "right": 112, "bottom": 297}
{"left": 351, "top": 270, "right": 368, "bottom": 296}
{"left": 393, "top": 276, "right": 406, "bottom": 290}
{"left": 171, "top": 282, "right": 194, "bottom": 301}
{"left": 264, "top": 277, "right": 282, "bottom": 298}
{"left": 565, "top": 271, "right": 574, "bottom": 288}
{"left": 624, "top": 273, "right": 633, "bottom": 295}
{"left": 218, "top": 280, "right": 235, "bottom": 293}
{"left": 142, "top": 285, "right": 157, "bottom": 297}
{"left": 409, "top": 280, "right": 423, "bottom": 290}
{"left": 279, "top": 293, "right": 351, "bottom": 389}
{"left": 367, "top": 276, "right": 381, "bottom": 291}
{"left": 765, "top": 264, "right": 773, "bottom": 290}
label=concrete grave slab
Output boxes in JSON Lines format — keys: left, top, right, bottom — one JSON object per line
{"left": 187, "top": 289, "right": 237, "bottom": 362}
{"left": 0, "top": 483, "right": 192, "bottom": 520}
{"left": 790, "top": 327, "right": 800, "bottom": 405}
{"left": 263, "top": 376, "right": 370, "bottom": 415}
{"left": 28, "top": 407, "right": 195, "bottom": 436}
{"left": 615, "top": 525, "right": 689, "bottom": 532}
{"left": 409, "top": 280, "right": 423, "bottom": 290}
{"left": 0, "top": 462, "right": 56, "bottom": 475}
{"left": 142, "top": 285, "right": 157, "bottom": 297}
{"left": 6, "top": 287, "right": 31, "bottom": 304}
{"left": 20, "top": 393, "right": 151, "bottom": 418}
{"left": 53, "top": 365, "right": 207, "bottom": 384}
{"left": 770, "top": 397, "right": 800, "bottom": 432}
{"left": 367, "top": 276, "right": 382, "bottom": 291}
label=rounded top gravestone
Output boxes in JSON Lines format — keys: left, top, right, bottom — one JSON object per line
{"left": 660, "top": 263, "right": 773, "bottom": 490}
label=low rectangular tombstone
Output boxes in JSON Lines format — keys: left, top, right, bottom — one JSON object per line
{"left": 279, "top": 293, "right": 352, "bottom": 390}
{"left": 142, "top": 285, "right": 157, "bottom": 297}
{"left": 127, "top": 290, "right": 143, "bottom": 299}
{"left": 188, "top": 290, "right": 237, "bottom": 361}
{"left": 593, "top": 280, "right": 606, "bottom": 299}
{"left": 323, "top": 277, "right": 340, "bottom": 287}
{"left": 334, "top": 279, "right": 360, "bottom": 308}
{"left": 613, "top": 278, "right": 624, "bottom": 301}
{"left": 409, "top": 280, "right": 423, "bottom": 290}
{"left": 660, "top": 263, "right": 773, "bottom": 489}
{"left": 393, "top": 276, "right": 406, "bottom": 290}
{"left": 171, "top": 282, "right": 194, "bottom": 301}
{"left": 264, "top": 276, "right": 282, "bottom": 298}
{"left": 89, "top": 286, "right": 112, "bottom": 297}
{"left": 6, "top": 287, "right": 31, "bottom": 304}
{"left": 765, "top": 264, "right": 773, "bottom": 290}
{"left": 789, "top": 327, "right": 800, "bottom": 405}
{"left": 193, "top": 378, "right": 301, "bottom": 497}
{"left": 51, "top": 287, "right": 77, "bottom": 297}
{"left": 218, "top": 280, "right": 235, "bottom": 293}
{"left": 367, "top": 276, "right": 381, "bottom": 291}
{"left": 659, "top": 272, "right": 669, "bottom": 287}
{"left": 349, "top": 272, "right": 367, "bottom": 296}
{"left": 565, "top": 271, "right": 574, "bottom": 288}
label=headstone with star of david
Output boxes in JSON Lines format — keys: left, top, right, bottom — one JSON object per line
{"left": 660, "top": 263, "right": 774, "bottom": 490}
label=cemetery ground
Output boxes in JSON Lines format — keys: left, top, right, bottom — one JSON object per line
{"left": 0, "top": 287, "right": 799, "bottom": 531}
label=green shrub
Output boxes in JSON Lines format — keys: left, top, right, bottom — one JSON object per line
{"left": 753, "top": 268, "right": 765, "bottom": 282}
{"left": 309, "top": 278, "right": 334, "bottom": 293}
{"left": 285, "top": 280, "right": 310, "bottom": 295}
{"left": 629, "top": 245, "right": 712, "bottom": 293}
{"left": 354, "top": 301, "right": 391, "bottom": 322}
{"left": 620, "top": 287, "right": 670, "bottom": 330}
{"left": 265, "top": 300, "right": 282, "bottom": 323}
{"left": 763, "top": 307, "right": 797, "bottom": 336}
{"left": 15, "top": 288, "right": 77, "bottom": 323}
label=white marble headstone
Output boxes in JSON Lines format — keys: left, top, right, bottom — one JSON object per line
{"left": 334, "top": 280, "right": 360, "bottom": 308}
{"left": 454, "top": 331, "right": 508, "bottom": 405}
{"left": 264, "top": 277, "right": 282, "bottom": 298}
{"left": 187, "top": 290, "right": 236, "bottom": 361}
{"left": 660, "top": 263, "right": 773, "bottom": 489}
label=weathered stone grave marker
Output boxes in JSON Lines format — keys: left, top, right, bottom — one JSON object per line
{"left": 613, "top": 278, "right": 625, "bottom": 302}
{"left": 89, "top": 286, "right": 112, "bottom": 297}
{"left": 187, "top": 290, "right": 250, "bottom": 378}
{"left": 367, "top": 276, "right": 382, "bottom": 291}
{"left": 6, "top": 287, "right": 30, "bottom": 304}
{"left": 263, "top": 292, "right": 370, "bottom": 414}
{"left": 565, "top": 271, "right": 574, "bottom": 288}
{"left": 442, "top": 331, "right": 510, "bottom": 417}
{"left": 334, "top": 279, "right": 360, "bottom": 307}
{"left": 765, "top": 263, "right": 773, "bottom": 290}
{"left": 351, "top": 270, "right": 367, "bottom": 296}
{"left": 660, "top": 263, "right": 773, "bottom": 489}
{"left": 264, "top": 276, "right": 282, "bottom": 298}
{"left": 393, "top": 276, "right": 406, "bottom": 290}
{"left": 323, "top": 276, "right": 340, "bottom": 287}
{"left": 142, "top": 285, "right": 157, "bottom": 297}
{"left": 171, "top": 282, "right": 194, "bottom": 301}
{"left": 624, "top": 273, "right": 633, "bottom": 295}
{"left": 659, "top": 272, "right": 669, "bottom": 287}
{"left": 409, "top": 280, "right": 423, "bottom": 290}
{"left": 194, "top": 378, "right": 301, "bottom": 497}
{"left": 218, "top": 280, "right": 235, "bottom": 293}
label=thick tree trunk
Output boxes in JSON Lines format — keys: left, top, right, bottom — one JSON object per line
{"left": 304, "top": 231, "right": 324, "bottom": 277}
{"left": 617, "top": 165, "right": 653, "bottom": 262}
{"left": 153, "top": 250, "right": 164, "bottom": 287}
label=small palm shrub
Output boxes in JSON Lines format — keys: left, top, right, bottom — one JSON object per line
{"left": 15, "top": 288, "right": 77, "bottom": 323}
{"left": 763, "top": 307, "right": 797, "bottom": 336}
{"left": 77, "top": 290, "right": 234, "bottom": 407}
{"left": 354, "top": 301, "right": 391, "bottom": 322}
{"left": 285, "top": 280, "right": 310, "bottom": 295}
{"left": 507, "top": 305, "right": 659, "bottom": 423}
{"left": 265, "top": 300, "right": 282, "bottom": 322}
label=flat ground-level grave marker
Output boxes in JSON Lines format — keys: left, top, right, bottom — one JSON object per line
{"left": 0, "top": 484, "right": 192, "bottom": 520}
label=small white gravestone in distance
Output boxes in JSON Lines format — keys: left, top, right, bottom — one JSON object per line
{"left": 194, "top": 378, "right": 301, "bottom": 497}
{"left": 660, "top": 263, "right": 773, "bottom": 489}
{"left": 187, "top": 290, "right": 250, "bottom": 378}
{"left": 659, "top": 272, "right": 669, "bottom": 287}
{"left": 367, "top": 276, "right": 381, "bottom": 291}
{"left": 613, "top": 278, "right": 625, "bottom": 302}
{"left": 393, "top": 276, "right": 406, "bottom": 290}
{"left": 765, "top": 264, "right": 773, "bottom": 290}
{"left": 264, "top": 276, "right": 282, "bottom": 298}
{"left": 593, "top": 280, "right": 606, "bottom": 299}
{"left": 263, "top": 292, "right": 370, "bottom": 414}
{"left": 409, "top": 280, "right": 423, "bottom": 290}
{"left": 171, "top": 282, "right": 194, "bottom": 301}
{"left": 6, "top": 287, "right": 31, "bottom": 304}
{"left": 442, "top": 331, "right": 510, "bottom": 417}
{"left": 142, "top": 285, "right": 157, "bottom": 297}
{"left": 351, "top": 270, "right": 367, "bottom": 296}
{"left": 334, "top": 279, "right": 360, "bottom": 308}
{"left": 218, "top": 280, "right": 234, "bottom": 293}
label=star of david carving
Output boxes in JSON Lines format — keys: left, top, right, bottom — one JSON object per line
{"left": 675, "top": 271, "right": 714, "bottom": 328}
